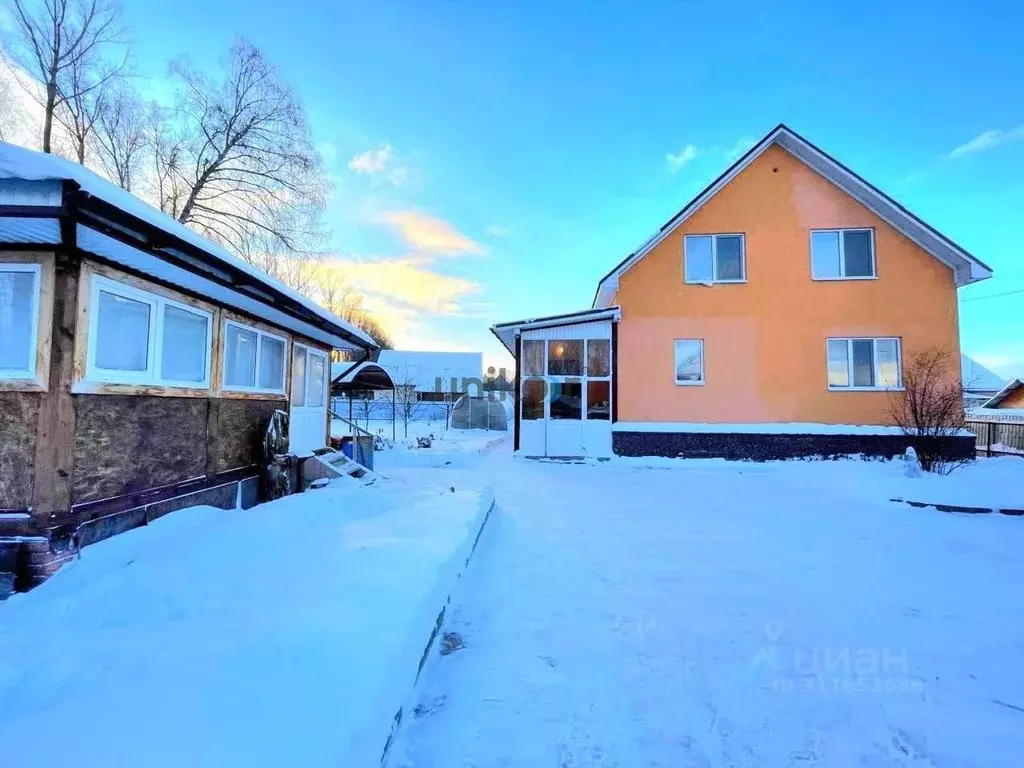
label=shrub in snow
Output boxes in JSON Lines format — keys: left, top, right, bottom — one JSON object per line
{"left": 417, "top": 436, "right": 434, "bottom": 449}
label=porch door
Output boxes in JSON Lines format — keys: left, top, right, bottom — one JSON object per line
{"left": 290, "top": 343, "right": 329, "bottom": 454}
{"left": 520, "top": 377, "right": 547, "bottom": 456}
{"left": 546, "top": 378, "right": 584, "bottom": 456}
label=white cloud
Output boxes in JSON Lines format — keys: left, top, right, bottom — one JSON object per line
{"left": 666, "top": 145, "right": 698, "bottom": 172}
{"left": 379, "top": 210, "right": 484, "bottom": 256}
{"left": 949, "top": 125, "right": 1024, "bottom": 158}
{"left": 349, "top": 144, "right": 395, "bottom": 174}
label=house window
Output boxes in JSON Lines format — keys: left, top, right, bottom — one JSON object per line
{"left": 674, "top": 339, "right": 704, "bottom": 385}
{"left": 522, "top": 339, "right": 545, "bottom": 376}
{"left": 684, "top": 234, "right": 745, "bottom": 284}
{"left": 586, "top": 339, "right": 610, "bottom": 377}
{"left": 826, "top": 337, "right": 901, "bottom": 390}
{"left": 0, "top": 263, "right": 41, "bottom": 379}
{"left": 223, "top": 319, "right": 287, "bottom": 393}
{"left": 811, "top": 229, "right": 875, "bottom": 279}
{"left": 521, "top": 378, "right": 545, "bottom": 420}
{"left": 86, "top": 275, "right": 212, "bottom": 387}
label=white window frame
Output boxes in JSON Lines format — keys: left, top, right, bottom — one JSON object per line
{"left": 826, "top": 337, "right": 902, "bottom": 391}
{"left": 810, "top": 228, "right": 877, "bottom": 280}
{"left": 0, "top": 262, "right": 41, "bottom": 380}
{"left": 86, "top": 274, "right": 213, "bottom": 388}
{"left": 222, "top": 319, "right": 288, "bottom": 395}
{"left": 684, "top": 233, "right": 746, "bottom": 285}
{"left": 674, "top": 338, "right": 705, "bottom": 386}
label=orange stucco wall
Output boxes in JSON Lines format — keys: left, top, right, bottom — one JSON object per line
{"left": 997, "top": 386, "right": 1024, "bottom": 409}
{"left": 616, "top": 145, "right": 961, "bottom": 425}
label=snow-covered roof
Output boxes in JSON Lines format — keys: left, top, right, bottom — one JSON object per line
{"left": 979, "top": 379, "right": 1023, "bottom": 409}
{"left": 490, "top": 306, "right": 621, "bottom": 355}
{"left": 961, "top": 354, "right": 1005, "bottom": 393}
{"left": 0, "top": 140, "right": 376, "bottom": 350}
{"left": 374, "top": 350, "right": 483, "bottom": 392}
{"left": 592, "top": 124, "right": 993, "bottom": 308}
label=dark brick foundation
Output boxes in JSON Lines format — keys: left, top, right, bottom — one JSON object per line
{"left": 612, "top": 431, "right": 976, "bottom": 462}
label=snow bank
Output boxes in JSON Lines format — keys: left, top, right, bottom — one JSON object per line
{"left": 0, "top": 480, "right": 494, "bottom": 768}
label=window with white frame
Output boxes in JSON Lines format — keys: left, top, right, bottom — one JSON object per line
{"left": 223, "top": 319, "right": 286, "bottom": 393}
{"left": 0, "top": 263, "right": 41, "bottom": 379}
{"left": 674, "top": 339, "right": 704, "bottom": 385}
{"left": 811, "top": 228, "right": 875, "bottom": 279}
{"left": 827, "top": 337, "right": 901, "bottom": 390}
{"left": 86, "top": 275, "right": 213, "bottom": 387}
{"left": 684, "top": 234, "right": 745, "bottom": 284}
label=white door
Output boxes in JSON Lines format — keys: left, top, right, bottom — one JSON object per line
{"left": 290, "top": 344, "right": 329, "bottom": 454}
{"left": 546, "top": 378, "right": 583, "bottom": 456}
{"left": 519, "top": 377, "right": 547, "bottom": 456}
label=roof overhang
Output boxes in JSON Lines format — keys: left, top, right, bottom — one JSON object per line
{"left": 490, "top": 306, "right": 621, "bottom": 356}
{"left": 592, "top": 124, "right": 993, "bottom": 308}
{"left": 980, "top": 378, "right": 1023, "bottom": 409}
{"left": 331, "top": 361, "right": 395, "bottom": 392}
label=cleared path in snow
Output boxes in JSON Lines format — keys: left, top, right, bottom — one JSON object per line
{"left": 384, "top": 450, "right": 1024, "bottom": 767}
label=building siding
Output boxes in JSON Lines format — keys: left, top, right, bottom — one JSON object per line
{"left": 615, "top": 144, "right": 960, "bottom": 426}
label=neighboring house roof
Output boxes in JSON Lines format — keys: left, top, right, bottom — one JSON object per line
{"left": 491, "top": 306, "right": 622, "bottom": 356}
{"left": 331, "top": 361, "right": 395, "bottom": 392}
{"left": 980, "top": 379, "right": 1023, "bottom": 409}
{"left": 372, "top": 351, "right": 484, "bottom": 392}
{"left": 0, "top": 141, "right": 377, "bottom": 351}
{"left": 592, "top": 124, "right": 993, "bottom": 308}
{"left": 961, "top": 354, "right": 1006, "bottom": 393}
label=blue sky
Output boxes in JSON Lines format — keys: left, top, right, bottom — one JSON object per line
{"left": 115, "top": 0, "right": 1023, "bottom": 375}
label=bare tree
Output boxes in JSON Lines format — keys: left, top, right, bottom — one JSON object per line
{"left": 6, "top": 0, "right": 128, "bottom": 154}
{"left": 889, "top": 346, "right": 969, "bottom": 473}
{"left": 160, "top": 39, "right": 328, "bottom": 263}
{"left": 53, "top": 48, "right": 105, "bottom": 162}
{"left": 391, "top": 365, "right": 423, "bottom": 439}
{"left": 92, "top": 81, "right": 146, "bottom": 190}
{"left": 300, "top": 259, "right": 395, "bottom": 350}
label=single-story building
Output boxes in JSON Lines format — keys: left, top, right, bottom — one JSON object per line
{"left": 491, "top": 124, "right": 991, "bottom": 461}
{"left": 0, "top": 141, "right": 377, "bottom": 589}
{"left": 979, "top": 379, "right": 1024, "bottom": 411}
{"left": 961, "top": 354, "right": 1006, "bottom": 408}
{"left": 363, "top": 350, "right": 484, "bottom": 402}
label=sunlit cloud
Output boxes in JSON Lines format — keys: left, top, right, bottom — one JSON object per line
{"left": 349, "top": 144, "right": 394, "bottom": 174}
{"left": 379, "top": 210, "right": 484, "bottom": 256}
{"left": 667, "top": 144, "right": 698, "bottom": 171}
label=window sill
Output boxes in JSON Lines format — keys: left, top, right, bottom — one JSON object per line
{"left": 684, "top": 279, "right": 747, "bottom": 286}
{"left": 675, "top": 380, "right": 706, "bottom": 387}
{"left": 72, "top": 380, "right": 213, "bottom": 398}
{"left": 811, "top": 275, "right": 879, "bottom": 282}
{"left": 828, "top": 386, "right": 904, "bottom": 392}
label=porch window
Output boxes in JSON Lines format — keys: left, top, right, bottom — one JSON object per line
{"left": 826, "top": 337, "right": 901, "bottom": 390}
{"left": 522, "top": 339, "right": 545, "bottom": 376}
{"left": 521, "top": 378, "right": 545, "bottom": 420}
{"left": 223, "top": 319, "right": 287, "bottom": 393}
{"left": 811, "top": 229, "right": 875, "bottom": 279}
{"left": 550, "top": 380, "right": 582, "bottom": 419}
{"left": 0, "top": 263, "right": 41, "bottom": 379}
{"left": 87, "top": 275, "right": 212, "bottom": 387}
{"left": 684, "top": 234, "right": 745, "bottom": 284}
{"left": 586, "top": 339, "right": 610, "bottom": 377}
{"left": 548, "top": 339, "right": 583, "bottom": 376}
{"left": 674, "top": 339, "right": 704, "bottom": 385}
{"left": 587, "top": 380, "right": 610, "bottom": 419}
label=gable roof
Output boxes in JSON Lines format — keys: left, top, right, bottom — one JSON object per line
{"left": 980, "top": 379, "right": 1023, "bottom": 409}
{"left": 592, "top": 124, "right": 993, "bottom": 308}
{"left": 0, "top": 140, "right": 377, "bottom": 351}
{"left": 961, "top": 354, "right": 1006, "bottom": 393}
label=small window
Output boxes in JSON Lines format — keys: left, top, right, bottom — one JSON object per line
{"left": 587, "top": 380, "right": 610, "bottom": 420}
{"left": 0, "top": 264, "right": 42, "bottom": 379}
{"left": 548, "top": 340, "right": 583, "bottom": 376}
{"left": 674, "top": 339, "right": 704, "bottom": 385}
{"left": 521, "top": 378, "right": 545, "bottom": 420}
{"left": 290, "top": 344, "right": 306, "bottom": 406}
{"left": 826, "top": 337, "right": 901, "bottom": 390}
{"left": 550, "top": 381, "right": 582, "bottom": 419}
{"left": 586, "top": 339, "right": 610, "bottom": 377}
{"left": 86, "top": 275, "right": 212, "bottom": 387}
{"left": 222, "top": 320, "right": 287, "bottom": 394}
{"left": 811, "top": 229, "right": 875, "bottom": 279}
{"left": 684, "top": 234, "right": 745, "bottom": 284}
{"left": 522, "top": 339, "right": 545, "bottom": 376}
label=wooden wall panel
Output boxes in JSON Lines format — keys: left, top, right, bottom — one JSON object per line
{"left": 72, "top": 395, "right": 208, "bottom": 503}
{"left": 0, "top": 393, "right": 41, "bottom": 508}
{"left": 211, "top": 399, "right": 281, "bottom": 473}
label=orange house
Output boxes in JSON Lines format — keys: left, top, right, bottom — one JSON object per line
{"left": 492, "top": 124, "right": 992, "bottom": 460}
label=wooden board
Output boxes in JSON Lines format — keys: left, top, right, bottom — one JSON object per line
{"left": 211, "top": 398, "right": 282, "bottom": 473}
{"left": 72, "top": 395, "right": 208, "bottom": 503}
{"left": 0, "top": 392, "right": 41, "bottom": 509}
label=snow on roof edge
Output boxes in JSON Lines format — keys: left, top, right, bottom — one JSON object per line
{"left": 0, "top": 140, "right": 376, "bottom": 349}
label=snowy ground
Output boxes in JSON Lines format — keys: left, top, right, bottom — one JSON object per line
{"left": 385, "top": 449, "right": 1024, "bottom": 768}
{"left": 0, "top": 477, "right": 492, "bottom": 768}
{"left": 333, "top": 418, "right": 510, "bottom": 466}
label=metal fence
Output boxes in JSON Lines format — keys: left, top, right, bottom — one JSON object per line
{"left": 965, "top": 414, "right": 1024, "bottom": 458}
